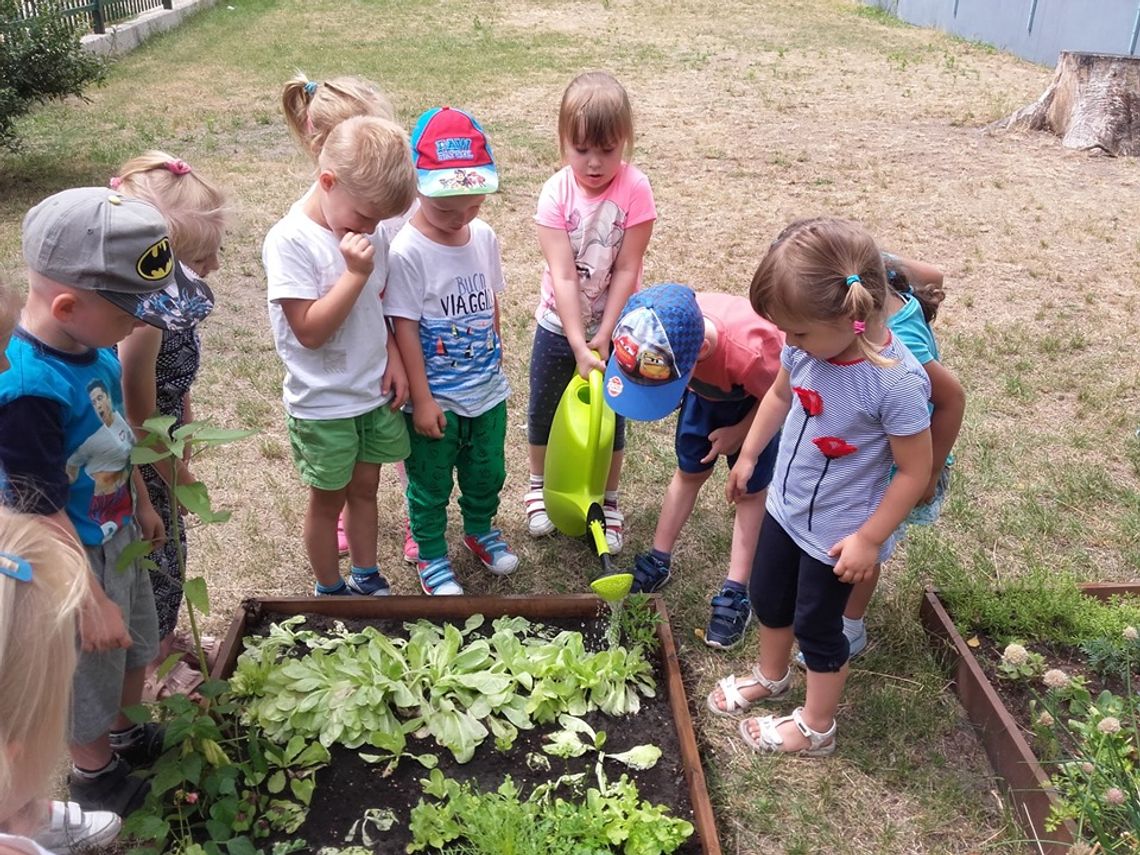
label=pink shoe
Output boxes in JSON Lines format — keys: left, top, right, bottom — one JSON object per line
{"left": 403, "top": 519, "right": 419, "bottom": 564}
{"left": 337, "top": 511, "right": 349, "bottom": 556}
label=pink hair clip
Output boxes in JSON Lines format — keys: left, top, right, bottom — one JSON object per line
{"left": 164, "top": 159, "right": 192, "bottom": 175}
{"left": 108, "top": 176, "right": 122, "bottom": 189}
{"left": 852, "top": 320, "right": 866, "bottom": 335}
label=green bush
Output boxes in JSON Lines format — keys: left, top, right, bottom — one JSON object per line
{"left": 0, "top": 0, "right": 104, "bottom": 148}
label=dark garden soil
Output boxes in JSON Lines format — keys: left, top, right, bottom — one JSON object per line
{"left": 245, "top": 611, "right": 701, "bottom": 855}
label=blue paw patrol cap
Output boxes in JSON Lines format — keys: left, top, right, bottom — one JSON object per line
{"left": 603, "top": 283, "right": 703, "bottom": 421}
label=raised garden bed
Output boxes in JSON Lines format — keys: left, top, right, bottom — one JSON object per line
{"left": 920, "top": 583, "right": 1140, "bottom": 854}
{"left": 214, "top": 594, "right": 721, "bottom": 855}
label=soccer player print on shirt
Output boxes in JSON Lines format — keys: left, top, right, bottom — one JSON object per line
{"left": 65, "top": 379, "right": 134, "bottom": 540}
{"left": 567, "top": 201, "right": 626, "bottom": 316}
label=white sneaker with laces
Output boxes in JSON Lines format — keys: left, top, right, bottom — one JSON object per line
{"left": 32, "top": 800, "right": 122, "bottom": 854}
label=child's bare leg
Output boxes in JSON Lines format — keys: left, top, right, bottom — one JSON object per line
{"left": 528, "top": 444, "right": 545, "bottom": 478}
{"left": 727, "top": 488, "right": 766, "bottom": 586}
{"left": 708, "top": 624, "right": 793, "bottom": 711}
{"left": 306, "top": 486, "right": 347, "bottom": 587}
{"left": 70, "top": 736, "right": 113, "bottom": 772}
{"left": 652, "top": 468, "right": 710, "bottom": 552}
{"left": 114, "top": 667, "right": 146, "bottom": 730}
{"left": 605, "top": 449, "right": 624, "bottom": 492}
{"left": 844, "top": 564, "right": 880, "bottom": 620}
{"left": 742, "top": 666, "right": 847, "bottom": 749}
{"left": 344, "top": 462, "right": 380, "bottom": 568}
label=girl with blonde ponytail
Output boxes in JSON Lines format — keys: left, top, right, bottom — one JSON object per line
{"left": 707, "top": 218, "right": 933, "bottom": 758}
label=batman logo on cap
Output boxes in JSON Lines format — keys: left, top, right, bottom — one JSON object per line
{"left": 136, "top": 238, "right": 174, "bottom": 282}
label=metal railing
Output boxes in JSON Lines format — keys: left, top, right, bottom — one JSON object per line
{"left": 12, "top": 0, "right": 172, "bottom": 34}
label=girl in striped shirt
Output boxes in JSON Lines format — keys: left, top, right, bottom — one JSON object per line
{"left": 707, "top": 218, "right": 933, "bottom": 756}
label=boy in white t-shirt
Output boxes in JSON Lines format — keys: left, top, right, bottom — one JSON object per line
{"left": 262, "top": 116, "right": 416, "bottom": 596}
{"left": 385, "top": 107, "right": 515, "bottom": 596}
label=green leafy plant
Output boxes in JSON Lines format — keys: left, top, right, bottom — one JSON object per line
{"left": 611, "top": 593, "right": 663, "bottom": 653}
{"left": 1029, "top": 654, "right": 1140, "bottom": 851}
{"left": 936, "top": 568, "right": 1140, "bottom": 646}
{"left": 407, "top": 768, "right": 693, "bottom": 855}
{"left": 542, "top": 714, "right": 662, "bottom": 774}
{"left": 229, "top": 614, "right": 657, "bottom": 766}
{"left": 995, "top": 642, "right": 1046, "bottom": 681}
{"left": 0, "top": 0, "right": 105, "bottom": 148}
{"left": 115, "top": 418, "right": 326, "bottom": 855}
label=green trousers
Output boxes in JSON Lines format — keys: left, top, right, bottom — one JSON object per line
{"left": 404, "top": 401, "right": 507, "bottom": 561}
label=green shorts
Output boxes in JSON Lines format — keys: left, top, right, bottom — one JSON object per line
{"left": 287, "top": 404, "right": 410, "bottom": 491}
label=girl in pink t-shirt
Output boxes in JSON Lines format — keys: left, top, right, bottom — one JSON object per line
{"left": 524, "top": 71, "right": 657, "bottom": 553}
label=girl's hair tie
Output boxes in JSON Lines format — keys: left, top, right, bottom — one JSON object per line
{"left": 304, "top": 80, "right": 319, "bottom": 96}
{"left": 108, "top": 176, "right": 122, "bottom": 189}
{"left": 0, "top": 551, "right": 33, "bottom": 582}
{"left": 845, "top": 274, "right": 861, "bottom": 288}
{"left": 164, "top": 159, "right": 192, "bottom": 176}
{"left": 852, "top": 320, "right": 866, "bottom": 335}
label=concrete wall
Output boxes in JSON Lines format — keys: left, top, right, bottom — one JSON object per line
{"left": 867, "top": 0, "right": 1140, "bottom": 67}
{"left": 82, "top": 0, "right": 217, "bottom": 56}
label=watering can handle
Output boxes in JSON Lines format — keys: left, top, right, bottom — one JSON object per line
{"left": 588, "top": 364, "right": 605, "bottom": 464}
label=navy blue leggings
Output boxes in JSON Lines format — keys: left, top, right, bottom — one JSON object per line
{"left": 749, "top": 512, "right": 853, "bottom": 672}
{"left": 527, "top": 325, "right": 626, "bottom": 450}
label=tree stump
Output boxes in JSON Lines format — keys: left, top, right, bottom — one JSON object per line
{"left": 989, "top": 52, "right": 1140, "bottom": 156}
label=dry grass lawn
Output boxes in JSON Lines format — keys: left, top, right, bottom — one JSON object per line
{"left": 3, "top": 0, "right": 1139, "bottom": 851}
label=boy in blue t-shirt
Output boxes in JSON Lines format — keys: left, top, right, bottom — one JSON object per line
{"left": 0, "top": 187, "right": 212, "bottom": 818}
{"left": 385, "top": 107, "right": 514, "bottom": 596}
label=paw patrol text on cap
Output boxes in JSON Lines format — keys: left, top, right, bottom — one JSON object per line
{"left": 410, "top": 107, "right": 499, "bottom": 197}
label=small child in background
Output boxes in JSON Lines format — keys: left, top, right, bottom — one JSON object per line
{"left": 525, "top": 71, "right": 656, "bottom": 554}
{"left": 0, "top": 188, "right": 210, "bottom": 813}
{"left": 817, "top": 248, "right": 963, "bottom": 661}
{"left": 262, "top": 115, "right": 416, "bottom": 597}
{"left": 112, "top": 152, "right": 227, "bottom": 698}
{"left": 708, "top": 218, "right": 932, "bottom": 756}
{"left": 0, "top": 509, "right": 123, "bottom": 855}
{"left": 281, "top": 72, "right": 419, "bottom": 561}
{"left": 603, "top": 285, "right": 784, "bottom": 649}
{"left": 385, "top": 107, "right": 515, "bottom": 595}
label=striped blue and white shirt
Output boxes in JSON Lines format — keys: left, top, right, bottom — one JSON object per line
{"left": 767, "top": 336, "right": 931, "bottom": 565}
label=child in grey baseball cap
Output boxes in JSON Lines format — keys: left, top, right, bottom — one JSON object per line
{"left": 22, "top": 186, "right": 212, "bottom": 334}
{"left": 0, "top": 186, "right": 203, "bottom": 820}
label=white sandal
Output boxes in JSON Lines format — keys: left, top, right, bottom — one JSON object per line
{"left": 603, "top": 502, "right": 624, "bottom": 554}
{"left": 706, "top": 664, "right": 792, "bottom": 717}
{"left": 739, "top": 706, "right": 837, "bottom": 756}
{"left": 524, "top": 488, "right": 555, "bottom": 537}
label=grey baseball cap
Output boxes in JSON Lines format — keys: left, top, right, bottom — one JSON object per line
{"left": 22, "top": 187, "right": 214, "bottom": 332}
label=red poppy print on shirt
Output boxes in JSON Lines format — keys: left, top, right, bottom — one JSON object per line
{"left": 782, "top": 386, "right": 824, "bottom": 501}
{"left": 807, "top": 435, "right": 858, "bottom": 531}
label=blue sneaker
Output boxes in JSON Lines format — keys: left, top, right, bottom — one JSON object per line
{"left": 704, "top": 587, "right": 753, "bottom": 649}
{"left": 416, "top": 556, "right": 463, "bottom": 596}
{"left": 346, "top": 571, "right": 391, "bottom": 597}
{"left": 463, "top": 529, "right": 519, "bottom": 576}
{"left": 629, "top": 552, "right": 672, "bottom": 594}
{"left": 314, "top": 580, "right": 351, "bottom": 596}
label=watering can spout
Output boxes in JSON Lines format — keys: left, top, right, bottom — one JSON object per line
{"left": 586, "top": 503, "right": 633, "bottom": 602}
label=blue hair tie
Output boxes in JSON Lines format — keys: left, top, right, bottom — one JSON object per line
{"left": 845, "top": 275, "right": 861, "bottom": 288}
{"left": 304, "top": 81, "right": 319, "bottom": 96}
{"left": 0, "top": 551, "right": 33, "bottom": 582}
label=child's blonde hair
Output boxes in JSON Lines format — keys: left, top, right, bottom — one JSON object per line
{"left": 282, "top": 73, "right": 395, "bottom": 161}
{"left": 558, "top": 71, "right": 634, "bottom": 161}
{"left": 319, "top": 115, "right": 416, "bottom": 218}
{"left": 0, "top": 512, "right": 89, "bottom": 822}
{"left": 751, "top": 218, "right": 894, "bottom": 366}
{"left": 0, "top": 275, "right": 20, "bottom": 343}
{"left": 112, "top": 151, "right": 229, "bottom": 270}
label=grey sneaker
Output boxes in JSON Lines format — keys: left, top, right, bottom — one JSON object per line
{"left": 68, "top": 756, "right": 148, "bottom": 817}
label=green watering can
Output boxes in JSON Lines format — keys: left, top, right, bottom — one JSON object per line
{"left": 543, "top": 366, "right": 634, "bottom": 602}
